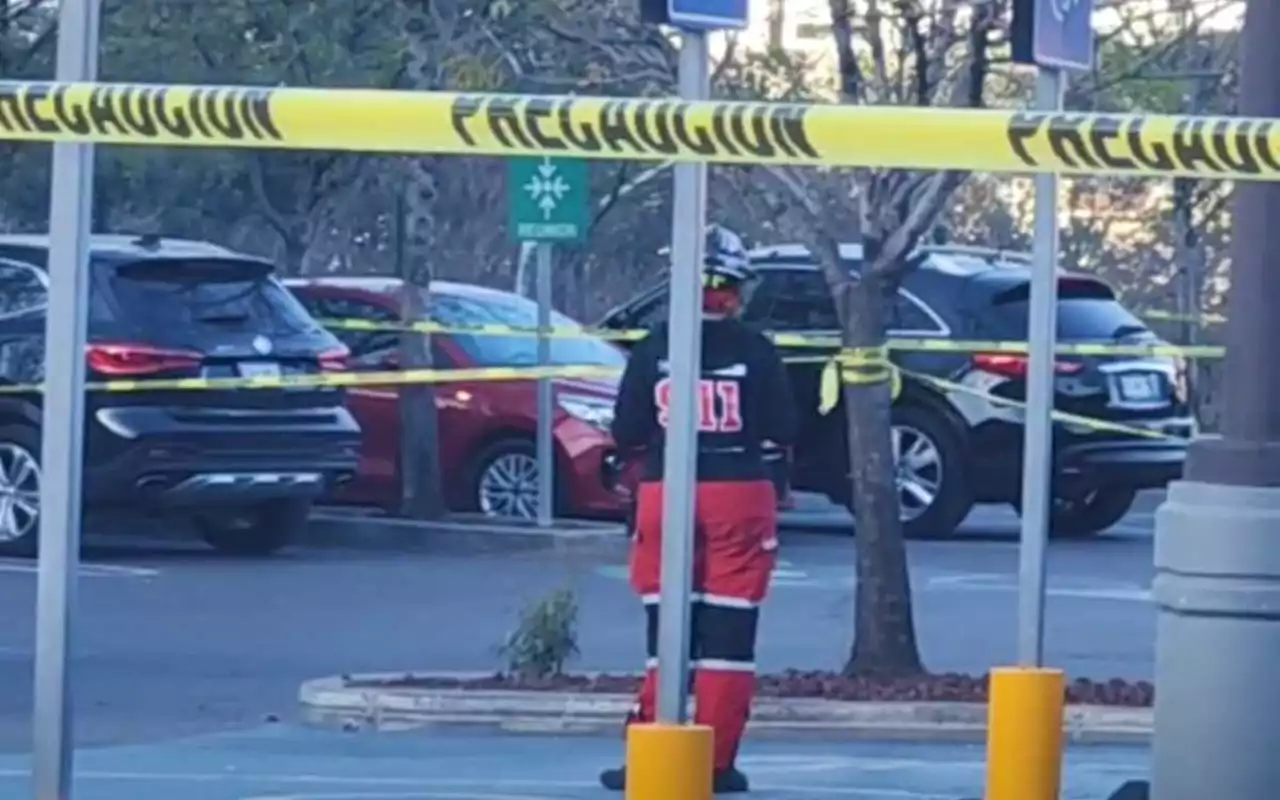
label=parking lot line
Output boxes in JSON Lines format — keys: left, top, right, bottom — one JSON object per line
{"left": 0, "top": 559, "right": 158, "bottom": 578}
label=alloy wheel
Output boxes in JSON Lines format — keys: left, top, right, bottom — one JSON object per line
{"left": 478, "top": 451, "right": 541, "bottom": 520}
{"left": 0, "top": 442, "right": 40, "bottom": 543}
{"left": 891, "top": 424, "right": 943, "bottom": 522}
{"left": 1054, "top": 492, "right": 1096, "bottom": 514}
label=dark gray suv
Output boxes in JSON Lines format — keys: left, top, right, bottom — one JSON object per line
{"left": 0, "top": 233, "right": 361, "bottom": 556}
{"left": 599, "top": 243, "right": 1193, "bottom": 539}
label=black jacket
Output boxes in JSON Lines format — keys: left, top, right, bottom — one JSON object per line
{"left": 611, "top": 317, "right": 797, "bottom": 482}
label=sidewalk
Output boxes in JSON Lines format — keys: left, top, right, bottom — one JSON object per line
{"left": 300, "top": 672, "right": 1154, "bottom": 745}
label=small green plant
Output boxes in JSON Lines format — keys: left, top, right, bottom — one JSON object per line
{"left": 497, "top": 587, "right": 580, "bottom": 679}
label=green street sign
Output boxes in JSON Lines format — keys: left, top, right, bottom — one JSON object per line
{"left": 507, "top": 156, "right": 588, "bottom": 243}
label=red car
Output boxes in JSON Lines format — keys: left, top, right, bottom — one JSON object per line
{"left": 284, "top": 277, "right": 631, "bottom": 520}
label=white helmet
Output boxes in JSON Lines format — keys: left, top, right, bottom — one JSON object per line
{"left": 702, "top": 224, "right": 753, "bottom": 288}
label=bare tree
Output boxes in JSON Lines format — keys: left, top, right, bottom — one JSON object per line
{"left": 729, "top": 0, "right": 1000, "bottom": 676}
{"left": 392, "top": 0, "right": 495, "bottom": 520}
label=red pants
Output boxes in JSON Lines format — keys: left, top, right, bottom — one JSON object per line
{"left": 626, "top": 479, "right": 778, "bottom": 771}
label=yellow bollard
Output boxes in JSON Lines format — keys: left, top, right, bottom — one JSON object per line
{"left": 984, "top": 666, "right": 1065, "bottom": 800}
{"left": 625, "top": 723, "right": 714, "bottom": 800}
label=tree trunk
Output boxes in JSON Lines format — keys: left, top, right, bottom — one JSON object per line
{"left": 837, "top": 270, "right": 924, "bottom": 677}
{"left": 396, "top": 0, "right": 448, "bottom": 520}
{"left": 278, "top": 232, "right": 309, "bottom": 277}
{"left": 397, "top": 171, "right": 446, "bottom": 520}
{"left": 397, "top": 280, "right": 446, "bottom": 518}
{"left": 766, "top": 0, "right": 785, "bottom": 50}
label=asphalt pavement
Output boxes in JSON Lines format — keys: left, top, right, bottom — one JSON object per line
{"left": 0, "top": 494, "right": 1159, "bottom": 757}
{"left": 0, "top": 723, "right": 1149, "bottom": 800}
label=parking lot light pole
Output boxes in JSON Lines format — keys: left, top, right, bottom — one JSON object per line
{"left": 1150, "top": 0, "right": 1280, "bottom": 796}
{"left": 654, "top": 26, "right": 709, "bottom": 726}
{"left": 33, "top": 0, "right": 101, "bottom": 798}
{"left": 1015, "top": 64, "right": 1064, "bottom": 669}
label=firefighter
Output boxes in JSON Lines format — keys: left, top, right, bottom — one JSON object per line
{"left": 600, "top": 225, "right": 798, "bottom": 794}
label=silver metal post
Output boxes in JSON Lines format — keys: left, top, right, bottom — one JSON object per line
{"left": 34, "top": 0, "right": 99, "bottom": 797}
{"left": 1014, "top": 66, "right": 1064, "bottom": 666}
{"left": 655, "top": 29, "right": 709, "bottom": 724}
{"left": 535, "top": 242, "right": 554, "bottom": 528}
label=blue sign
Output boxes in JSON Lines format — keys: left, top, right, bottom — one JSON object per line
{"left": 667, "top": 0, "right": 748, "bottom": 30}
{"left": 1031, "top": 0, "right": 1094, "bottom": 70}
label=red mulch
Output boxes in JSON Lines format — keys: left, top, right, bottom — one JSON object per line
{"left": 343, "top": 670, "right": 1154, "bottom": 707}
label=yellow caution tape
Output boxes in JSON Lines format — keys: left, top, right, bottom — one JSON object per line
{"left": 814, "top": 352, "right": 1190, "bottom": 443}
{"left": 0, "top": 364, "right": 623, "bottom": 395}
{"left": 340, "top": 315, "right": 1226, "bottom": 360}
{"left": 1141, "top": 309, "right": 1227, "bottom": 325}
{"left": 885, "top": 338, "right": 1224, "bottom": 359}
{"left": 324, "top": 317, "right": 838, "bottom": 349}
{"left": 819, "top": 361, "right": 839, "bottom": 415}
{"left": 903, "top": 368, "right": 1190, "bottom": 443}
{"left": 1, "top": 81, "right": 1280, "bottom": 179}
{"left": 320, "top": 317, "right": 647, "bottom": 343}
{"left": 818, "top": 347, "right": 901, "bottom": 415}
{"left": 13, "top": 343, "right": 1180, "bottom": 445}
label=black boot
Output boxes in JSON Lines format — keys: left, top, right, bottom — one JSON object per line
{"left": 713, "top": 765, "right": 750, "bottom": 794}
{"left": 599, "top": 766, "right": 626, "bottom": 791}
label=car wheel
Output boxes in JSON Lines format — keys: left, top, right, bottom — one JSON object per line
{"left": 889, "top": 405, "right": 973, "bottom": 540}
{"left": 0, "top": 425, "right": 41, "bottom": 558}
{"left": 196, "top": 499, "right": 309, "bottom": 556}
{"left": 468, "top": 438, "right": 560, "bottom": 521}
{"left": 835, "top": 406, "right": 972, "bottom": 539}
{"left": 1049, "top": 489, "right": 1136, "bottom": 538}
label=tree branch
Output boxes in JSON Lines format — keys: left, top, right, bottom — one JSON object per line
{"left": 828, "top": 0, "right": 863, "bottom": 102}
{"left": 869, "top": 170, "right": 967, "bottom": 279}
{"left": 6, "top": 16, "right": 51, "bottom": 73}
{"left": 247, "top": 154, "right": 296, "bottom": 243}
{"left": 864, "top": 0, "right": 890, "bottom": 98}
{"left": 901, "top": 3, "right": 930, "bottom": 105}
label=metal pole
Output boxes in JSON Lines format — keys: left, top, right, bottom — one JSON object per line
{"left": 34, "top": 0, "right": 99, "bottom": 797}
{"left": 535, "top": 242, "right": 554, "bottom": 528}
{"left": 655, "top": 28, "right": 709, "bottom": 724}
{"left": 1014, "top": 66, "right": 1064, "bottom": 667}
{"left": 1180, "top": 76, "right": 1210, "bottom": 408}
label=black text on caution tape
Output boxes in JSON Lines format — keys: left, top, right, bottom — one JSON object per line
{"left": 0, "top": 84, "right": 283, "bottom": 142}
{"left": 1007, "top": 113, "right": 1280, "bottom": 176}
{"left": 449, "top": 95, "right": 820, "bottom": 160}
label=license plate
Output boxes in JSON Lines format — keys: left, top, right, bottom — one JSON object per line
{"left": 1118, "top": 373, "right": 1160, "bottom": 401}
{"left": 237, "top": 361, "right": 280, "bottom": 379}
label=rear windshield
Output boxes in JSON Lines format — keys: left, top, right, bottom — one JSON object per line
{"left": 107, "top": 258, "right": 316, "bottom": 336}
{"left": 982, "top": 279, "right": 1149, "bottom": 340}
{"left": 430, "top": 291, "right": 626, "bottom": 368}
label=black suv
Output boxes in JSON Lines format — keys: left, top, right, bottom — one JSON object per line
{"left": 599, "top": 243, "right": 1193, "bottom": 539}
{"left": 0, "top": 233, "right": 361, "bottom": 556}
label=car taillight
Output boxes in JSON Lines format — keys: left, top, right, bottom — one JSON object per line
{"left": 972, "top": 352, "right": 1083, "bottom": 378}
{"left": 317, "top": 346, "right": 349, "bottom": 372}
{"left": 85, "top": 343, "right": 203, "bottom": 376}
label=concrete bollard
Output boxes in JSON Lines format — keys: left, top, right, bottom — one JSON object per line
{"left": 1152, "top": 481, "right": 1280, "bottom": 800}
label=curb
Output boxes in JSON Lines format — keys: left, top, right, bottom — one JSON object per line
{"left": 299, "top": 672, "right": 1153, "bottom": 745}
{"left": 303, "top": 511, "right": 627, "bottom": 554}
